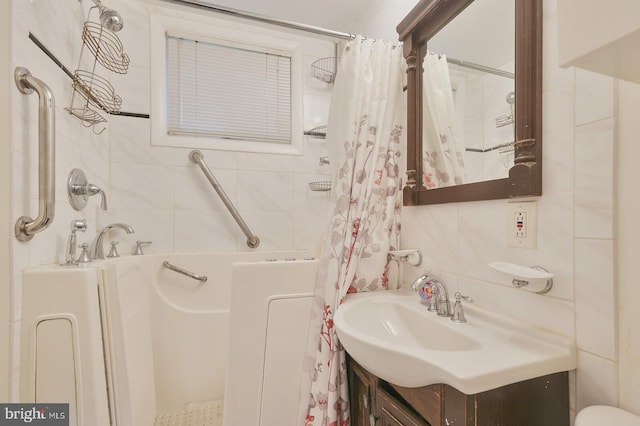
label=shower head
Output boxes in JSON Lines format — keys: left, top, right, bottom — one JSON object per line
{"left": 89, "top": 0, "right": 124, "bottom": 32}
{"left": 99, "top": 5, "right": 124, "bottom": 32}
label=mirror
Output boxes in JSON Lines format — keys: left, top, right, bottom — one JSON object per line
{"left": 397, "top": 0, "right": 542, "bottom": 205}
{"left": 425, "top": 0, "right": 515, "bottom": 186}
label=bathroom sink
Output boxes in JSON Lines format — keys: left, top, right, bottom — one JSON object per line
{"left": 334, "top": 289, "right": 576, "bottom": 394}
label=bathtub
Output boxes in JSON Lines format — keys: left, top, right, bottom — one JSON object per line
{"left": 20, "top": 251, "right": 317, "bottom": 426}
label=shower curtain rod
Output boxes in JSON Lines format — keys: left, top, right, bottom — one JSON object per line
{"left": 445, "top": 56, "right": 514, "bottom": 79}
{"left": 163, "top": 1, "right": 512, "bottom": 79}
{"left": 163, "top": 0, "right": 356, "bottom": 40}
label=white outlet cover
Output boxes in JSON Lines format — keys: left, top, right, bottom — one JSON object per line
{"left": 507, "top": 200, "right": 538, "bottom": 248}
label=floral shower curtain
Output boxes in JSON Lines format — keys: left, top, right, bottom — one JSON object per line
{"left": 299, "top": 36, "right": 406, "bottom": 426}
{"left": 422, "top": 52, "right": 466, "bottom": 188}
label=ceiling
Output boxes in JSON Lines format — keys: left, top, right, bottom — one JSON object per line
{"left": 193, "top": 0, "right": 372, "bottom": 35}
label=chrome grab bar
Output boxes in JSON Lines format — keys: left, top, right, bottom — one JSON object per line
{"left": 14, "top": 67, "right": 56, "bottom": 241}
{"left": 189, "top": 150, "right": 260, "bottom": 249}
{"left": 162, "top": 261, "right": 208, "bottom": 283}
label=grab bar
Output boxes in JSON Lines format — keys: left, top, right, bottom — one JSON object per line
{"left": 189, "top": 150, "right": 260, "bottom": 249}
{"left": 162, "top": 261, "right": 208, "bottom": 283}
{"left": 14, "top": 67, "right": 56, "bottom": 241}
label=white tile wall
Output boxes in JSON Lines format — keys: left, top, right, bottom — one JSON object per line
{"left": 575, "top": 118, "right": 615, "bottom": 239}
{"left": 616, "top": 80, "right": 640, "bottom": 414}
{"left": 541, "top": 81, "right": 574, "bottom": 194}
{"left": 0, "top": 7, "right": 10, "bottom": 398}
{"left": 575, "top": 69, "right": 615, "bottom": 126}
{"left": 575, "top": 239, "right": 616, "bottom": 360}
{"left": 541, "top": 0, "right": 574, "bottom": 91}
{"left": 7, "top": 0, "right": 333, "bottom": 399}
{"left": 576, "top": 351, "right": 618, "bottom": 408}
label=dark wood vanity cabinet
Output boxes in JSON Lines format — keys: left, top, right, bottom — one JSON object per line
{"left": 347, "top": 357, "right": 570, "bottom": 426}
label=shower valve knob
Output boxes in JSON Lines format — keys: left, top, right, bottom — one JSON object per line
{"left": 68, "top": 168, "right": 108, "bottom": 211}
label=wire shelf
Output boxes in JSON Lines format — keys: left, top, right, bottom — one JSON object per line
{"left": 311, "top": 57, "right": 336, "bottom": 83}
{"left": 304, "top": 125, "right": 327, "bottom": 139}
{"left": 308, "top": 181, "right": 332, "bottom": 192}
{"left": 65, "top": 106, "right": 107, "bottom": 126}
{"left": 82, "top": 21, "right": 130, "bottom": 74}
{"left": 72, "top": 70, "right": 122, "bottom": 113}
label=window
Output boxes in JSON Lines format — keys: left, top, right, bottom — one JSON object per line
{"left": 166, "top": 35, "right": 292, "bottom": 143}
{"left": 151, "top": 14, "right": 303, "bottom": 155}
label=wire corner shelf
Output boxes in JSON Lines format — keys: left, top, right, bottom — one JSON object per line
{"left": 311, "top": 57, "right": 337, "bottom": 83}
{"left": 308, "top": 181, "right": 332, "bottom": 192}
{"left": 304, "top": 125, "right": 327, "bottom": 139}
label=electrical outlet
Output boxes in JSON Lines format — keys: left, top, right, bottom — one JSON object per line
{"left": 514, "top": 211, "right": 526, "bottom": 237}
{"left": 508, "top": 201, "right": 537, "bottom": 248}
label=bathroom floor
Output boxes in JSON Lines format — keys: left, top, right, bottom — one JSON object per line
{"left": 154, "top": 400, "right": 224, "bottom": 426}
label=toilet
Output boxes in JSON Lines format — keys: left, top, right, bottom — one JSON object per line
{"left": 575, "top": 406, "right": 640, "bottom": 426}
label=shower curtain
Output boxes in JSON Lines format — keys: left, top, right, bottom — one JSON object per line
{"left": 299, "top": 36, "right": 405, "bottom": 426}
{"left": 422, "top": 52, "right": 466, "bottom": 188}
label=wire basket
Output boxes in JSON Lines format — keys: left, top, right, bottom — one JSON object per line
{"left": 82, "top": 21, "right": 130, "bottom": 74}
{"left": 311, "top": 57, "right": 336, "bottom": 83}
{"left": 72, "top": 69, "right": 122, "bottom": 113}
{"left": 304, "top": 125, "right": 327, "bottom": 139}
{"left": 308, "top": 181, "right": 332, "bottom": 192}
{"left": 65, "top": 106, "right": 107, "bottom": 127}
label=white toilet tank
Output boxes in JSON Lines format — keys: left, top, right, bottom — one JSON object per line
{"left": 575, "top": 406, "right": 640, "bottom": 426}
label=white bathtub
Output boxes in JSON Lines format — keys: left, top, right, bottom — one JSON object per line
{"left": 20, "top": 251, "right": 317, "bottom": 426}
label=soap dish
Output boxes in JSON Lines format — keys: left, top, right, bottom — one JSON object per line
{"left": 489, "top": 262, "right": 554, "bottom": 294}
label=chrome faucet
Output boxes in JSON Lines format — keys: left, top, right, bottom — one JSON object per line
{"left": 62, "top": 219, "right": 87, "bottom": 266}
{"left": 430, "top": 278, "right": 452, "bottom": 317}
{"left": 89, "top": 223, "right": 134, "bottom": 260}
{"left": 410, "top": 273, "right": 452, "bottom": 317}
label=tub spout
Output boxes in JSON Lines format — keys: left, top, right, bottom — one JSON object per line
{"left": 89, "top": 223, "right": 134, "bottom": 260}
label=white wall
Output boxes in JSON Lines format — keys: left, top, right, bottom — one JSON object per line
{"left": 348, "top": 0, "right": 419, "bottom": 41}
{"left": 616, "top": 80, "right": 640, "bottom": 414}
{"left": 0, "top": 0, "right": 11, "bottom": 404}
{"left": 7, "top": 0, "right": 333, "bottom": 399}
{"left": 104, "top": 0, "right": 333, "bottom": 255}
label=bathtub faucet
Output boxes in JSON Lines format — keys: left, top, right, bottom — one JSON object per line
{"left": 90, "top": 223, "right": 135, "bottom": 260}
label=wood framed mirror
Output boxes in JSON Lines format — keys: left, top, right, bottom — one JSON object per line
{"left": 397, "top": 0, "right": 542, "bottom": 205}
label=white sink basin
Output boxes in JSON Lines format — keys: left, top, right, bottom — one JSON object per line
{"left": 334, "top": 289, "right": 576, "bottom": 394}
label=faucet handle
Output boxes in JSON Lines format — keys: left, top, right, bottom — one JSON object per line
{"left": 427, "top": 285, "right": 441, "bottom": 313}
{"left": 106, "top": 240, "right": 120, "bottom": 258}
{"left": 455, "top": 292, "right": 473, "bottom": 303}
{"left": 133, "top": 240, "right": 152, "bottom": 255}
{"left": 86, "top": 184, "right": 108, "bottom": 210}
{"left": 77, "top": 243, "right": 91, "bottom": 263}
{"left": 451, "top": 292, "right": 473, "bottom": 323}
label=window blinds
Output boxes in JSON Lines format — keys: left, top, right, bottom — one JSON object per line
{"left": 166, "top": 35, "right": 292, "bottom": 144}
